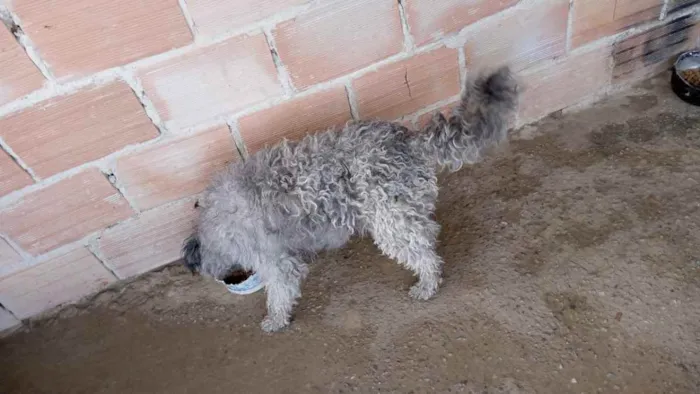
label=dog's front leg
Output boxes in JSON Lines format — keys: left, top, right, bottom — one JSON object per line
{"left": 259, "top": 254, "right": 309, "bottom": 332}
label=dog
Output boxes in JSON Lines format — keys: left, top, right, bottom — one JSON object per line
{"left": 183, "top": 66, "right": 519, "bottom": 332}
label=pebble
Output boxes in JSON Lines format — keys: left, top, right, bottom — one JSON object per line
{"left": 571, "top": 378, "right": 578, "bottom": 384}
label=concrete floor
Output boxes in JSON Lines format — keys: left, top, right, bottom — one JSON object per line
{"left": 1, "top": 75, "right": 700, "bottom": 394}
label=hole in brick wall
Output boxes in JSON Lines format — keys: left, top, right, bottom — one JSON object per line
{"left": 104, "top": 172, "right": 117, "bottom": 184}
{"left": 267, "top": 46, "right": 286, "bottom": 75}
{"left": 0, "top": 13, "right": 28, "bottom": 47}
{"left": 134, "top": 90, "right": 150, "bottom": 111}
{"left": 0, "top": 13, "right": 23, "bottom": 38}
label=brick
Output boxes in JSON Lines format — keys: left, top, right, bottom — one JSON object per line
{"left": 187, "top": 0, "right": 309, "bottom": 38}
{"left": 0, "top": 83, "right": 159, "bottom": 178}
{"left": 519, "top": 47, "right": 612, "bottom": 124}
{"left": 404, "top": 0, "right": 520, "bottom": 46}
{"left": 0, "top": 247, "right": 115, "bottom": 319}
{"left": 274, "top": 0, "right": 404, "bottom": 89}
{"left": 0, "top": 150, "right": 32, "bottom": 197}
{"left": 0, "top": 170, "right": 134, "bottom": 255}
{"left": 99, "top": 199, "right": 196, "bottom": 279}
{"left": 140, "top": 34, "right": 282, "bottom": 128}
{"left": 10, "top": 0, "right": 192, "bottom": 79}
{"left": 0, "top": 237, "right": 23, "bottom": 277}
{"left": 0, "top": 25, "right": 44, "bottom": 105}
{"left": 115, "top": 126, "right": 237, "bottom": 211}
{"left": 614, "top": 0, "right": 662, "bottom": 17}
{"left": 0, "top": 306, "right": 21, "bottom": 332}
{"left": 239, "top": 86, "right": 352, "bottom": 154}
{"left": 571, "top": 0, "right": 663, "bottom": 48}
{"left": 571, "top": 0, "right": 617, "bottom": 34}
{"left": 353, "top": 48, "right": 461, "bottom": 121}
{"left": 613, "top": 15, "right": 700, "bottom": 83}
{"left": 464, "top": 0, "right": 569, "bottom": 72}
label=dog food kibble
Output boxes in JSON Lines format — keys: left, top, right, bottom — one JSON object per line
{"left": 223, "top": 270, "right": 251, "bottom": 285}
{"left": 681, "top": 68, "right": 700, "bottom": 87}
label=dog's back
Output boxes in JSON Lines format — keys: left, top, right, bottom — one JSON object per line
{"left": 229, "top": 66, "right": 519, "bottom": 232}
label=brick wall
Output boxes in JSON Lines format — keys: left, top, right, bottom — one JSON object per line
{"left": 0, "top": 0, "right": 699, "bottom": 330}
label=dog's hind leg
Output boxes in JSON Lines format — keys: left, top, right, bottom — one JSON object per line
{"left": 257, "top": 253, "right": 309, "bottom": 332}
{"left": 369, "top": 207, "right": 444, "bottom": 300}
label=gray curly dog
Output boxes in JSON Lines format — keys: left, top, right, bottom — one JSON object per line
{"left": 183, "top": 66, "right": 519, "bottom": 332}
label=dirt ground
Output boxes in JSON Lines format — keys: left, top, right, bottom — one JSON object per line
{"left": 2, "top": 75, "right": 700, "bottom": 394}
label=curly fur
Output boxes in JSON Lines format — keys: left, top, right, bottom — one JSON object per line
{"left": 182, "top": 67, "right": 519, "bottom": 332}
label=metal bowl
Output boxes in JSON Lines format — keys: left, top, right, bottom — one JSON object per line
{"left": 671, "top": 50, "right": 700, "bottom": 106}
{"left": 217, "top": 272, "right": 264, "bottom": 295}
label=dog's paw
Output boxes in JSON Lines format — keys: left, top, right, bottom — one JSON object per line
{"left": 409, "top": 282, "right": 438, "bottom": 301}
{"left": 261, "top": 316, "right": 289, "bottom": 332}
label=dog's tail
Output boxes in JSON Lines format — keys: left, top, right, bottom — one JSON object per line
{"left": 182, "top": 235, "right": 202, "bottom": 274}
{"left": 419, "top": 66, "right": 518, "bottom": 171}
